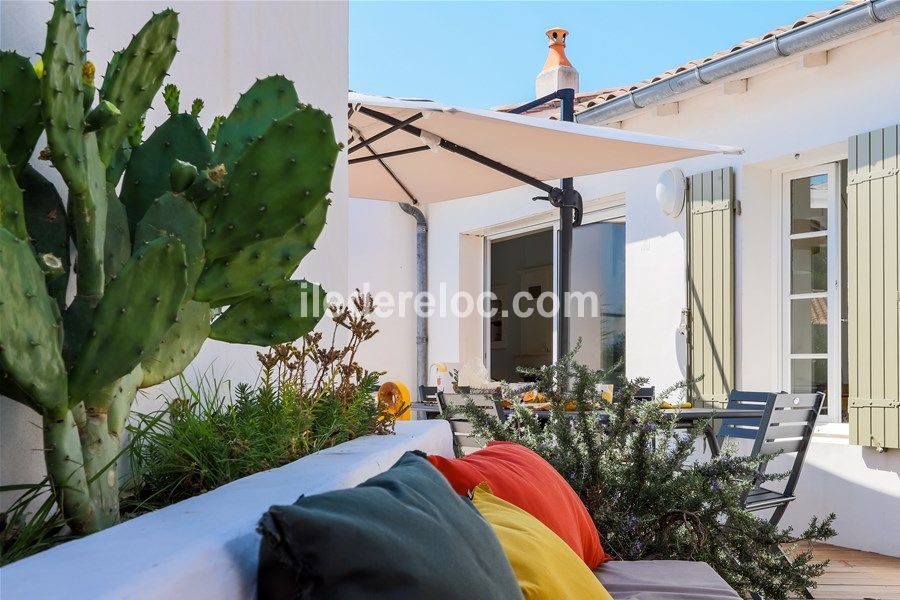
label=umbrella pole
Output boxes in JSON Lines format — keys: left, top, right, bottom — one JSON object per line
{"left": 558, "top": 88, "right": 575, "bottom": 359}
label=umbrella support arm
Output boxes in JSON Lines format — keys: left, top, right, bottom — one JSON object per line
{"left": 356, "top": 106, "right": 560, "bottom": 197}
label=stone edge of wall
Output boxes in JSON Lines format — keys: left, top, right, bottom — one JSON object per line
{"left": 0, "top": 420, "right": 453, "bottom": 600}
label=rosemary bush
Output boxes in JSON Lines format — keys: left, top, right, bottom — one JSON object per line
{"left": 463, "top": 347, "right": 836, "bottom": 600}
{"left": 125, "top": 295, "right": 393, "bottom": 512}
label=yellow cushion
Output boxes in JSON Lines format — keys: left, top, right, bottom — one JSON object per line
{"left": 472, "top": 484, "right": 613, "bottom": 600}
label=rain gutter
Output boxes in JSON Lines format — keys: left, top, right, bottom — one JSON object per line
{"left": 398, "top": 202, "right": 428, "bottom": 396}
{"left": 576, "top": 0, "right": 900, "bottom": 125}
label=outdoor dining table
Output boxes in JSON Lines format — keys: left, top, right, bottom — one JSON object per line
{"left": 410, "top": 402, "right": 763, "bottom": 456}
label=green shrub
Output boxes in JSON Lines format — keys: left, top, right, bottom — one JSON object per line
{"left": 0, "top": 479, "right": 72, "bottom": 566}
{"left": 462, "top": 346, "right": 836, "bottom": 600}
{"left": 124, "top": 294, "right": 391, "bottom": 512}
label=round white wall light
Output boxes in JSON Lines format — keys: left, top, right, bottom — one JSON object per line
{"left": 656, "top": 168, "right": 686, "bottom": 218}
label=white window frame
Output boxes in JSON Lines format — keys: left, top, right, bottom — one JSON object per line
{"left": 481, "top": 194, "right": 625, "bottom": 372}
{"left": 779, "top": 163, "right": 843, "bottom": 422}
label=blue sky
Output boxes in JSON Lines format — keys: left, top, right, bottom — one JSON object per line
{"left": 350, "top": 1, "right": 838, "bottom": 108}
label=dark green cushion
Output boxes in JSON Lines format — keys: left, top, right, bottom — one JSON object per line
{"left": 257, "top": 451, "right": 523, "bottom": 600}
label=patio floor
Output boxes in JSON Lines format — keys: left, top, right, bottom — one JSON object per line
{"left": 794, "top": 543, "right": 900, "bottom": 599}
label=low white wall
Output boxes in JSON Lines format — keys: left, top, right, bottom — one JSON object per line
{"left": 779, "top": 438, "right": 900, "bottom": 558}
{"left": 0, "top": 420, "right": 453, "bottom": 600}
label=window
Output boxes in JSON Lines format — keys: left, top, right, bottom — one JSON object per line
{"left": 782, "top": 163, "right": 848, "bottom": 422}
{"left": 568, "top": 216, "right": 626, "bottom": 375}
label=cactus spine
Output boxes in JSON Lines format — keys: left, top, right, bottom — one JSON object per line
{"left": 0, "top": 0, "right": 338, "bottom": 534}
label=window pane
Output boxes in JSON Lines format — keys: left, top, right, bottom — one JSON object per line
{"left": 791, "top": 236, "right": 828, "bottom": 293}
{"left": 569, "top": 220, "right": 625, "bottom": 375}
{"left": 790, "top": 175, "right": 828, "bottom": 234}
{"left": 791, "top": 358, "right": 828, "bottom": 397}
{"left": 489, "top": 229, "right": 554, "bottom": 382}
{"left": 790, "top": 298, "right": 828, "bottom": 354}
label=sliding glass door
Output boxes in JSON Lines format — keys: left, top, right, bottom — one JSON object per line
{"left": 485, "top": 203, "right": 626, "bottom": 380}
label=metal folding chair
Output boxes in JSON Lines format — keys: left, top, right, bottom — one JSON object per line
{"left": 719, "top": 390, "right": 825, "bottom": 600}
{"left": 436, "top": 392, "right": 503, "bottom": 457}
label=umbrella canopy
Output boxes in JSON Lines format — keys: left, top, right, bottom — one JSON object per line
{"left": 348, "top": 92, "right": 742, "bottom": 204}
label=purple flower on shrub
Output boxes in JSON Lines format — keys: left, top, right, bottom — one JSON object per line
{"left": 641, "top": 422, "right": 657, "bottom": 432}
{"left": 626, "top": 515, "right": 638, "bottom": 529}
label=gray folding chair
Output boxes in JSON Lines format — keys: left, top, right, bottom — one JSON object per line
{"left": 436, "top": 392, "right": 503, "bottom": 457}
{"left": 419, "top": 385, "right": 438, "bottom": 403}
{"left": 634, "top": 386, "right": 655, "bottom": 402}
{"left": 719, "top": 391, "right": 824, "bottom": 600}
{"left": 715, "top": 390, "right": 775, "bottom": 453}
{"left": 742, "top": 392, "right": 825, "bottom": 527}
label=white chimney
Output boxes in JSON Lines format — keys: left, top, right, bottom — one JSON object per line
{"left": 535, "top": 27, "right": 578, "bottom": 98}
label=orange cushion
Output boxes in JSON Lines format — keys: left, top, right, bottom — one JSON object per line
{"left": 427, "top": 441, "right": 608, "bottom": 568}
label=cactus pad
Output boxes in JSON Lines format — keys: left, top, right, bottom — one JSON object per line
{"left": 212, "top": 75, "right": 299, "bottom": 172}
{"left": 68, "top": 133, "right": 108, "bottom": 296}
{"left": 0, "top": 51, "right": 43, "bottom": 175}
{"left": 103, "top": 188, "right": 130, "bottom": 282}
{"left": 204, "top": 106, "right": 339, "bottom": 259}
{"left": 120, "top": 113, "right": 211, "bottom": 232}
{"left": 0, "top": 147, "right": 27, "bottom": 239}
{"left": 195, "top": 200, "right": 327, "bottom": 306}
{"left": 96, "top": 9, "right": 178, "bottom": 165}
{"left": 105, "top": 141, "right": 131, "bottom": 187}
{"left": 134, "top": 192, "right": 205, "bottom": 291}
{"left": 140, "top": 300, "right": 210, "bottom": 388}
{"left": 209, "top": 279, "right": 326, "bottom": 346}
{"left": 0, "top": 228, "right": 67, "bottom": 412}
{"left": 20, "top": 165, "right": 70, "bottom": 303}
{"left": 68, "top": 235, "right": 188, "bottom": 396}
{"left": 84, "top": 99, "right": 120, "bottom": 133}
{"left": 41, "top": 1, "right": 87, "bottom": 195}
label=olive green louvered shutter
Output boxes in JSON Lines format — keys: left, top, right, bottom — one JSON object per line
{"left": 848, "top": 125, "right": 900, "bottom": 449}
{"left": 686, "top": 167, "right": 736, "bottom": 407}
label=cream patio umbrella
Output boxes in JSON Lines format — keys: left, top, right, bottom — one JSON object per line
{"left": 347, "top": 90, "right": 741, "bottom": 358}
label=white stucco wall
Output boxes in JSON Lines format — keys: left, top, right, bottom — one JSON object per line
{"left": 347, "top": 199, "right": 418, "bottom": 389}
{"left": 0, "top": 1, "right": 349, "bottom": 503}
{"left": 349, "top": 23, "right": 900, "bottom": 555}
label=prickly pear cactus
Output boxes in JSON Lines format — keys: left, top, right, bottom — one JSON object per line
{"left": 0, "top": 0, "right": 338, "bottom": 534}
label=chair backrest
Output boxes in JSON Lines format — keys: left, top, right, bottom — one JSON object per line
{"left": 419, "top": 385, "right": 438, "bottom": 403}
{"left": 716, "top": 390, "right": 775, "bottom": 449}
{"left": 751, "top": 392, "right": 825, "bottom": 497}
{"left": 634, "top": 386, "right": 655, "bottom": 401}
{"left": 437, "top": 392, "right": 502, "bottom": 453}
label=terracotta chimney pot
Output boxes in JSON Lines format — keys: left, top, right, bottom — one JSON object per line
{"left": 536, "top": 27, "right": 579, "bottom": 98}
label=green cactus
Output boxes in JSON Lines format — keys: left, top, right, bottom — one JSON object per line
{"left": 162, "top": 83, "right": 180, "bottom": 115}
{"left": 96, "top": 9, "right": 178, "bottom": 165}
{"left": 190, "top": 98, "right": 204, "bottom": 118}
{"left": 119, "top": 113, "right": 211, "bottom": 233}
{"left": 211, "top": 74, "right": 299, "bottom": 172}
{"left": 210, "top": 280, "right": 327, "bottom": 346}
{"left": 0, "top": 1, "right": 337, "bottom": 534}
{"left": 0, "top": 51, "right": 43, "bottom": 176}
{"left": 205, "top": 105, "right": 339, "bottom": 259}
{"left": 0, "top": 147, "right": 27, "bottom": 239}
